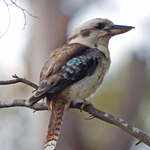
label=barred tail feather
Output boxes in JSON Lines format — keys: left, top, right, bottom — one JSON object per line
{"left": 44, "top": 99, "right": 67, "bottom": 150}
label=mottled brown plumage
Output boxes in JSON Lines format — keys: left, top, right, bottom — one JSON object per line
{"left": 29, "top": 44, "right": 105, "bottom": 105}
{"left": 28, "top": 18, "right": 134, "bottom": 150}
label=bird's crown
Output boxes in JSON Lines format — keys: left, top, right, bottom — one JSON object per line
{"left": 73, "top": 18, "right": 114, "bottom": 35}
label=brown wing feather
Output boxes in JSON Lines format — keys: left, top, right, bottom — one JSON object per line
{"left": 48, "top": 48, "right": 103, "bottom": 93}
{"left": 39, "top": 43, "right": 89, "bottom": 82}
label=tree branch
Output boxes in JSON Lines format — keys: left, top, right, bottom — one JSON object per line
{"left": 0, "top": 74, "right": 38, "bottom": 90}
{"left": 0, "top": 99, "right": 47, "bottom": 111}
{"left": 71, "top": 103, "right": 150, "bottom": 147}
{"left": 0, "top": 75, "right": 150, "bottom": 147}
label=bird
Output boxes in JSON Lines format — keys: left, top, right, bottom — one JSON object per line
{"left": 28, "top": 18, "right": 134, "bottom": 150}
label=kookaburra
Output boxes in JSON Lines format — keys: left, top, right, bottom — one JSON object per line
{"left": 29, "top": 18, "right": 134, "bottom": 150}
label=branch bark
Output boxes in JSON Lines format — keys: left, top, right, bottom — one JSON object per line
{"left": 0, "top": 99, "right": 47, "bottom": 111}
{"left": 0, "top": 75, "right": 150, "bottom": 147}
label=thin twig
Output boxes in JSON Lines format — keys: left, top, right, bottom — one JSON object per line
{"left": 1, "top": 0, "right": 39, "bottom": 38}
{"left": 10, "top": 0, "right": 40, "bottom": 30}
{"left": 0, "top": 0, "right": 11, "bottom": 38}
{"left": 0, "top": 74, "right": 38, "bottom": 90}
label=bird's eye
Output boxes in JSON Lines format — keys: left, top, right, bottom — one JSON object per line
{"left": 95, "top": 23, "right": 105, "bottom": 30}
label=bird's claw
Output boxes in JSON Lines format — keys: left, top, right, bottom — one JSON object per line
{"left": 80, "top": 100, "right": 93, "bottom": 112}
{"left": 85, "top": 114, "right": 95, "bottom": 120}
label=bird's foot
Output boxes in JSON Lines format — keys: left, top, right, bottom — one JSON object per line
{"left": 85, "top": 114, "right": 95, "bottom": 120}
{"left": 80, "top": 100, "right": 93, "bottom": 112}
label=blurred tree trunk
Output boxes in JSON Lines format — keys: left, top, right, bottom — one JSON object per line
{"left": 103, "top": 54, "right": 148, "bottom": 150}
{"left": 28, "top": 0, "right": 68, "bottom": 83}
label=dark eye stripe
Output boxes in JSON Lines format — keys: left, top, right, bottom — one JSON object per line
{"left": 80, "top": 29, "right": 91, "bottom": 37}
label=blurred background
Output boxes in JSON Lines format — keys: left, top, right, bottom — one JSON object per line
{"left": 0, "top": 0, "right": 150, "bottom": 150}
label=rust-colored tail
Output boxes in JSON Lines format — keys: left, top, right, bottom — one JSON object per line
{"left": 44, "top": 99, "right": 67, "bottom": 150}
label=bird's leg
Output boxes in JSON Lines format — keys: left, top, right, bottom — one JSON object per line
{"left": 80, "top": 99, "right": 93, "bottom": 111}
{"left": 46, "top": 100, "right": 52, "bottom": 111}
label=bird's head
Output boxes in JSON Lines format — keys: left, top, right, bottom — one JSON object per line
{"left": 68, "top": 18, "right": 134, "bottom": 49}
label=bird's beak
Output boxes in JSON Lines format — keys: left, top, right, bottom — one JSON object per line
{"left": 104, "top": 25, "right": 134, "bottom": 35}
